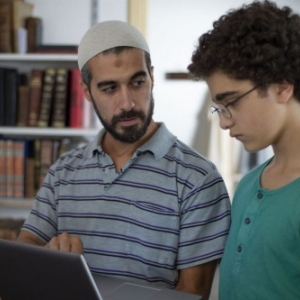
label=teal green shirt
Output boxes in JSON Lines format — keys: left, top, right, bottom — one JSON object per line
{"left": 220, "top": 158, "right": 300, "bottom": 300}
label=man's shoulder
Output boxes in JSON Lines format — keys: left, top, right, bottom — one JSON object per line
{"left": 170, "top": 138, "right": 218, "bottom": 172}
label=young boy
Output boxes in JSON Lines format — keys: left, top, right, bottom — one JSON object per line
{"left": 188, "top": 1, "right": 300, "bottom": 299}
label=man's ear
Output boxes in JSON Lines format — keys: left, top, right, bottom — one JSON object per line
{"left": 150, "top": 66, "right": 154, "bottom": 85}
{"left": 276, "top": 81, "right": 294, "bottom": 104}
{"left": 80, "top": 80, "right": 92, "bottom": 102}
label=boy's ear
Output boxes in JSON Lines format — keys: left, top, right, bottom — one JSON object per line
{"left": 276, "top": 82, "right": 294, "bottom": 104}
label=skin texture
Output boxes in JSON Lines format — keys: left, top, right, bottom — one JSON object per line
{"left": 17, "top": 49, "right": 218, "bottom": 298}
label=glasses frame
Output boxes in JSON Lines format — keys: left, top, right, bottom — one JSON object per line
{"left": 211, "top": 85, "right": 259, "bottom": 119}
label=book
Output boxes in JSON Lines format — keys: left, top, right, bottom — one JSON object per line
{"left": 39, "top": 139, "right": 53, "bottom": 188}
{"left": 33, "top": 139, "right": 40, "bottom": 191}
{"left": 6, "top": 139, "right": 14, "bottom": 198}
{"left": 24, "top": 140, "right": 35, "bottom": 198}
{"left": 38, "top": 68, "right": 56, "bottom": 127}
{"left": 25, "top": 16, "right": 42, "bottom": 53}
{"left": 28, "top": 69, "right": 44, "bottom": 127}
{"left": 16, "top": 75, "right": 30, "bottom": 127}
{"left": 51, "top": 68, "right": 70, "bottom": 128}
{"left": 35, "top": 44, "right": 78, "bottom": 54}
{"left": 0, "top": 139, "right": 6, "bottom": 197}
{"left": 0, "top": 67, "right": 5, "bottom": 126}
{"left": 11, "top": 0, "right": 34, "bottom": 53}
{"left": 14, "top": 140, "right": 25, "bottom": 198}
{"left": 0, "top": 0, "right": 12, "bottom": 52}
{"left": 69, "top": 68, "right": 85, "bottom": 128}
{"left": 3, "top": 68, "right": 18, "bottom": 126}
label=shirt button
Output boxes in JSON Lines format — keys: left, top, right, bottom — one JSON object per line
{"left": 245, "top": 218, "right": 251, "bottom": 224}
{"left": 237, "top": 245, "right": 242, "bottom": 252}
{"left": 104, "top": 168, "right": 110, "bottom": 174}
{"left": 257, "top": 192, "right": 263, "bottom": 199}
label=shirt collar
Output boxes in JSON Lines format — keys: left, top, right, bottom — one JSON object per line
{"left": 84, "top": 122, "right": 177, "bottom": 160}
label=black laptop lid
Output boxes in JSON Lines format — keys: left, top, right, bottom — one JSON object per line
{"left": 0, "top": 239, "right": 102, "bottom": 300}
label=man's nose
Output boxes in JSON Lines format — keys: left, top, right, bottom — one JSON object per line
{"left": 119, "top": 87, "right": 135, "bottom": 111}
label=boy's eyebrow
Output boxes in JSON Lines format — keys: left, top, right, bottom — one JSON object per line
{"left": 215, "top": 90, "right": 238, "bottom": 102}
{"left": 96, "top": 70, "right": 148, "bottom": 89}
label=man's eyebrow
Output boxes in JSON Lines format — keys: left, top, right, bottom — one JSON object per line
{"left": 215, "top": 90, "right": 238, "bottom": 102}
{"left": 130, "top": 70, "right": 147, "bottom": 81}
{"left": 97, "top": 80, "right": 116, "bottom": 89}
{"left": 96, "top": 71, "right": 148, "bottom": 89}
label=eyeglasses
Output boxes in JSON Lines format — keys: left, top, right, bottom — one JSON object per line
{"left": 210, "top": 85, "right": 259, "bottom": 119}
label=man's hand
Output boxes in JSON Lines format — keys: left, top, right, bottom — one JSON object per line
{"left": 45, "top": 232, "right": 83, "bottom": 254}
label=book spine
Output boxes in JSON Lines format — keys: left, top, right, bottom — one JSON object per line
{"left": 14, "top": 140, "right": 25, "bottom": 198}
{"left": 24, "top": 140, "right": 35, "bottom": 198}
{"left": 4, "top": 68, "right": 18, "bottom": 126}
{"left": 17, "top": 85, "right": 30, "bottom": 127}
{"left": 51, "top": 68, "right": 70, "bottom": 128}
{"left": 0, "top": 0, "right": 12, "bottom": 52}
{"left": 0, "top": 68, "right": 5, "bottom": 126}
{"left": 38, "top": 68, "right": 56, "bottom": 127}
{"left": 69, "top": 68, "right": 84, "bottom": 128}
{"left": 39, "top": 139, "right": 53, "bottom": 188}
{"left": 25, "top": 17, "right": 42, "bottom": 53}
{"left": 28, "top": 69, "right": 43, "bottom": 127}
{"left": 6, "top": 140, "right": 15, "bottom": 198}
{"left": 0, "top": 139, "right": 6, "bottom": 197}
{"left": 34, "top": 139, "right": 41, "bottom": 191}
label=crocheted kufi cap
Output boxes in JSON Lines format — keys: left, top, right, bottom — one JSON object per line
{"left": 78, "top": 20, "right": 150, "bottom": 70}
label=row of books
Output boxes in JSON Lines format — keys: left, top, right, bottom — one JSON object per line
{"left": 0, "top": 0, "right": 42, "bottom": 53}
{"left": 0, "top": 138, "right": 84, "bottom": 199}
{"left": 0, "top": 67, "right": 97, "bottom": 129}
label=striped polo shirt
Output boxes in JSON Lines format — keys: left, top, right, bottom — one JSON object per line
{"left": 22, "top": 123, "right": 231, "bottom": 289}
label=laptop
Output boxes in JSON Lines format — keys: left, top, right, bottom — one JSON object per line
{"left": 0, "top": 238, "right": 201, "bottom": 300}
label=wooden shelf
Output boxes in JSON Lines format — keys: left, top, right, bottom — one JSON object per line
{"left": 0, "top": 53, "right": 77, "bottom": 62}
{"left": 0, "top": 199, "right": 34, "bottom": 208}
{"left": 0, "top": 127, "right": 99, "bottom": 138}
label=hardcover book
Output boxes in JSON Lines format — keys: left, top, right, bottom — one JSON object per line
{"left": 28, "top": 69, "right": 44, "bottom": 127}
{"left": 0, "top": 0, "right": 12, "bottom": 52}
{"left": 11, "top": 0, "right": 34, "bottom": 53}
{"left": 14, "top": 140, "right": 25, "bottom": 198}
{"left": 0, "top": 139, "right": 6, "bottom": 197}
{"left": 51, "top": 68, "right": 70, "bottom": 128}
{"left": 25, "top": 16, "right": 42, "bottom": 53}
{"left": 16, "top": 73, "right": 29, "bottom": 127}
{"left": 3, "top": 68, "right": 18, "bottom": 126}
{"left": 6, "top": 140, "right": 14, "bottom": 198}
{"left": 69, "top": 68, "right": 84, "bottom": 128}
{"left": 38, "top": 68, "right": 56, "bottom": 127}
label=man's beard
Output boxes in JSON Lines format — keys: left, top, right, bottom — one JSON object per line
{"left": 91, "top": 93, "right": 154, "bottom": 143}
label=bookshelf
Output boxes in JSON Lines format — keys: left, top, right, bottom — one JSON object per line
{"left": 0, "top": 53, "right": 100, "bottom": 219}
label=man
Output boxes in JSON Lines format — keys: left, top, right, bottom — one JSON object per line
{"left": 17, "top": 20, "right": 230, "bottom": 299}
{"left": 188, "top": 1, "right": 300, "bottom": 299}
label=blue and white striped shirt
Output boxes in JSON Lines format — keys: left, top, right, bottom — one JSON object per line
{"left": 22, "top": 123, "right": 231, "bottom": 289}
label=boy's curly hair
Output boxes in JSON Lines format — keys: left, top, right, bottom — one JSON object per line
{"left": 188, "top": 0, "right": 300, "bottom": 100}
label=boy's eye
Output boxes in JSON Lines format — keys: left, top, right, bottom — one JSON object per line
{"left": 225, "top": 98, "right": 239, "bottom": 108}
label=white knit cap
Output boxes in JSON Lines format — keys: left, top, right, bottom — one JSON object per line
{"left": 78, "top": 20, "right": 150, "bottom": 70}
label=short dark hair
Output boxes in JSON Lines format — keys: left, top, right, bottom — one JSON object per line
{"left": 188, "top": 0, "right": 300, "bottom": 100}
{"left": 81, "top": 46, "right": 152, "bottom": 89}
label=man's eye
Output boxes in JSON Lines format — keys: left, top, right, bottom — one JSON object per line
{"left": 132, "top": 80, "right": 145, "bottom": 87}
{"left": 102, "top": 86, "right": 116, "bottom": 93}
